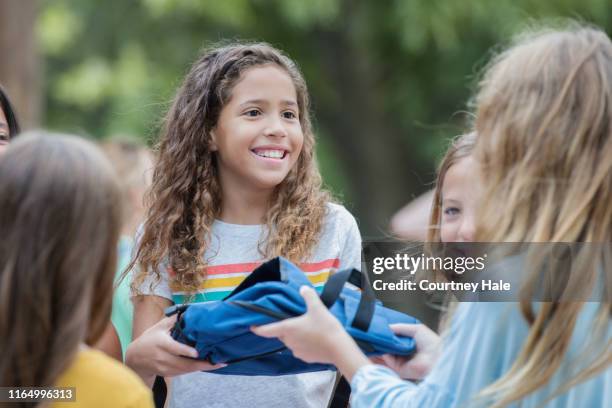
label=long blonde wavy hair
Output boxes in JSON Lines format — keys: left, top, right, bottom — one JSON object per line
{"left": 472, "top": 24, "right": 612, "bottom": 406}
{"left": 131, "top": 43, "right": 331, "bottom": 294}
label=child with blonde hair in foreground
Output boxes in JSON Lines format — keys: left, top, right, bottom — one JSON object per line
{"left": 254, "top": 24, "right": 612, "bottom": 407}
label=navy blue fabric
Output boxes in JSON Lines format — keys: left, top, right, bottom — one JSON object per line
{"left": 170, "top": 257, "right": 418, "bottom": 376}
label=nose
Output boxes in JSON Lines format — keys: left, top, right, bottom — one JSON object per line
{"left": 263, "top": 115, "right": 288, "bottom": 138}
{"left": 457, "top": 214, "right": 476, "bottom": 242}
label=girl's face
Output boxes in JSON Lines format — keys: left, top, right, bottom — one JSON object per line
{"left": 212, "top": 65, "right": 304, "bottom": 192}
{"left": 0, "top": 107, "right": 9, "bottom": 155}
{"left": 440, "top": 155, "right": 483, "bottom": 243}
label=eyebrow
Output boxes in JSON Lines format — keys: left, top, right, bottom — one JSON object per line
{"left": 238, "top": 99, "right": 298, "bottom": 108}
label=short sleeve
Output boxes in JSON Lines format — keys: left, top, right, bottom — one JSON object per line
{"left": 131, "top": 224, "right": 173, "bottom": 302}
{"left": 337, "top": 208, "right": 362, "bottom": 271}
{"left": 136, "top": 263, "right": 173, "bottom": 301}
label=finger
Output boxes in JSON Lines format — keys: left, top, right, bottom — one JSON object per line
{"left": 199, "top": 363, "right": 227, "bottom": 371}
{"left": 166, "top": 357, "right": 226, "bottom": 376}
{"left": 251, "top": 321, "right": 290, "bottom": 338}
{"left": 156, "top": 315, "right": 178, "bottom": 331}
{"left": 381, "top": 354, "right": 399, "bottom": 366}
{"left": 194, "top": 361, "right": 227, "bottom": 372}
{"left": 300, "top": 286, "right": 324, "bottom": 311}
{"left": 163, "top": 337, "right": 200, "bottom": 359}
{"left": 389, "top": 323, "right": 421, "bottom": 337}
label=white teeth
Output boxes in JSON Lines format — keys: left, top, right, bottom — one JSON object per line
{"left": 254, "top": 149, "right": 284, "bottom": 159}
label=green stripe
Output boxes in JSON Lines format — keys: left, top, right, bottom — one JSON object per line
{"left": 172, "top": 291, "right": 230, "bottom": 304}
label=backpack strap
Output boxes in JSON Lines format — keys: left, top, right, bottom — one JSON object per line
{"left": 327, "top": 374, "right": 351, "bottom": 408}
{"left": 319, "top": 268, "right": 376, "bottom": 332}
{"left": 152, "top": 375, "right": 167, "bottom": 408}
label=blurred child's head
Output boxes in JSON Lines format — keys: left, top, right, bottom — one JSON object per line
{"left": 134, "top": 43, "right": 330, "bottom": 292}
{"left": 100, "top": 140, "right": 154, "bottom": 237}
{"left": 474, "top": 25, "right": 612, "bottom": 242}
{"left": 0, "top": 132, "right": 121, "bottom": 387}
{"left": 0, "top": 85, "right": 20, "bottom": 155}
{"left": 428, "top": 132, "right": 479, "bottom": 243}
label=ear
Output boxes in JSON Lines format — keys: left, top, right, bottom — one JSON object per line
{"left": 209, "top": 129, "right": 218, "bottom": 151}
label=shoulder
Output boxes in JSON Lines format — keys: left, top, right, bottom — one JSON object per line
{"left": 321, "top": 202, "right": 362, "bottom": 255}
{"left": 56, "top": 349, "right": 153, "bottom": 408}
{"left": 324, "top": 202, "right": 359, "bottom": 230}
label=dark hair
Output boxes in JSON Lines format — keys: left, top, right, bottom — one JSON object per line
{"left": 0, "top": 132, "right": 121, "bottom": 395}
{"left": 0, "top": 85, "right": 20, "bottom": 137}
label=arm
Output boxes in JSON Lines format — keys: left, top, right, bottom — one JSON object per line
{"left": 131, "top": 294, "right": 169, "bottom": 339}
{"left": 95, "top": 321, "right": 123, "bottom": 362}
{"left": 253, "top": 287, "right": 473, "bottom": 407}
{"left": 252, "top": 286, "right": 372, "bottom": 381}
{"left": 125, "top": 295, "right": 225, "bottom": 387}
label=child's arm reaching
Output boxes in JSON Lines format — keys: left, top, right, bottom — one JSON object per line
{"left": 252, "top": 286, "right": 372, "bottom": 381}
{"left": 251, "top": 286, "right": 440, "bottom": 382}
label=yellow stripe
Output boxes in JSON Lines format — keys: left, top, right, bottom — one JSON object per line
{"left": 200, "top": 276, "right": 248, "bottom": 289}
{"left": 197, "top": 270, "right": 331, "bottom": 290}
{"left": 307, "top": 271, "right": 330, "bottom": 285}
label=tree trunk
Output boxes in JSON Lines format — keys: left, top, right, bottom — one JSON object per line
{"left": 312, "top": 2, "right": 429, "bottom": 236}
{"left": 0, "top": 0, "right": 41, "bottom": 129}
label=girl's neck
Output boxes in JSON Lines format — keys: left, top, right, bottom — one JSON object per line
{"left": 219, "top": 185, "right": 273, "bottom": 225}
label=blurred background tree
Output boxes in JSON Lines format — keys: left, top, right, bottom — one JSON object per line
{"left": 2, "top": 0, "right": 610, "bottom": 235}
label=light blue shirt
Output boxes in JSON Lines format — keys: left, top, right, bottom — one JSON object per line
{"left": 351, "top": 302, "right": 611, "bottom": 407}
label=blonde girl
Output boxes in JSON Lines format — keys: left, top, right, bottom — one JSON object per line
{"left": 427, "top": 132, "right": 478, "bottom": 244}
{"left": 125, "top": 43, "right": 361, "bottom": 408}
{"left": 390, "top": 132, "right": 477, "bottom": 242}
{"left": 0, "top": 133, "right": 153, "bottom": 408}
{"left": 254, "top": 24, "right": 612, "bottom": 407}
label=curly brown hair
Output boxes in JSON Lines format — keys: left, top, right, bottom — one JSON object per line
{"left": 130, "top": 42, "right": 331, "bottom": 295}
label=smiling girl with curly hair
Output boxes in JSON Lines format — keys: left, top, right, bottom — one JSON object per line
{"left": 125, "top": 42, "right": 361, "bottom": 408}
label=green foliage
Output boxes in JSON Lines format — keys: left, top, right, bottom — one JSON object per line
{"left": 38, "top": 0, "right": 612, "bottom": 230}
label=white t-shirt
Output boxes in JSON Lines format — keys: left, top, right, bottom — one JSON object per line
{"left": 140, "top": 203, "right": 362, "bottom": 408}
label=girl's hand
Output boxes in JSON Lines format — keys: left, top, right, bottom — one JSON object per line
{"left": 125, "top": 315, "right": 226, "bottom": 386}
{"left": 251, "top": 286, "right": 347, "bottom": 364}
{"left": 252, "top": 286, "right": 372, "bottom": 381}
{"left": 370, "top": 323, "right": 441, "bottom": 380}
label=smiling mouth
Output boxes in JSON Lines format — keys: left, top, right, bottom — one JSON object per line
{"left": 251, "top": 149, "right": 287, "bottom": 159}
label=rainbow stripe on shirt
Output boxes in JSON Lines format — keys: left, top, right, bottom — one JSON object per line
{"left": 169, "top": 258, "right": 339, "bottom": 304}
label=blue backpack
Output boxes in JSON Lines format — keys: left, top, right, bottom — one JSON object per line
{"left": 166, "top": 257, "right": 418, "bottom": 376}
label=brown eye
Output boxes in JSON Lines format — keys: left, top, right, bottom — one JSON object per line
{"left": 244, "top": 109, "right": 261, "bottom": 117}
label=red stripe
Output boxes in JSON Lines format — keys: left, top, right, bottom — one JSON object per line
{"left": 206, "top": 262, "right": 262, "bottom": 275}
{"left": 299, "top": 258, "right": 340, "bottom": 272}
{"left": 168, "top": 258, "right": 340, "bottom": 277}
